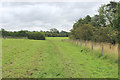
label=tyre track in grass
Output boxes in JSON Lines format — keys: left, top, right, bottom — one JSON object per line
{"left": 48, "top": 39, "right": 99, "bottom": 78}
{"left": 29, "top": 40, "right": 63, "bottom": 78}
{"left": 48, "top": 39, "right": 80, "bottom": 78}
{"left": 25, "top": 40, "right": 47, "bottom": 78}
{"left": 36, "top": 40, "right": 65, "bottom": 78}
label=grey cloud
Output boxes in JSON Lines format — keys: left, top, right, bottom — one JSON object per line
{"left": 0, "top": 2, "right": 108, "bottom": 31}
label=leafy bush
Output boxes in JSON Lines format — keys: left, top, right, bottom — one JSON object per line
{"left": 27, "top": 32, "right": 45, "bottom": 40}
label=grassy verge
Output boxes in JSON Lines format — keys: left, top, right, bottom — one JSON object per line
{"left": 63, "top": 39, "right": 118, "bottom": 64}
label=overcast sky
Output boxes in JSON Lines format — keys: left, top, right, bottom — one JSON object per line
{"left": 0, "top": 0, "right": 119, "bottom": 32}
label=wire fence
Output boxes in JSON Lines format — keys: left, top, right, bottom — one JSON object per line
{"left": 62, "top": 39, "right": 118, "bottom": 56}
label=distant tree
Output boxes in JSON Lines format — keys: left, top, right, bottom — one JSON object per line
{"left": 1, "top": 29, "right": 8, "bottom": 37}
{"left": 18, "top": 30, "right": 28, "bottom": 37}
{"left": 27, "top": 32, "right": 45, "bottom": 40}
{"left": 50, "top": 28, "right": 59, "bottom": 33}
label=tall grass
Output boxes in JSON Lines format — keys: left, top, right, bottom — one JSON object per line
{"left": 80, "top": 40, "right": 118, "bottom": 55}
{"left": 63, "top": 39, "right": 118, "bottom": 63}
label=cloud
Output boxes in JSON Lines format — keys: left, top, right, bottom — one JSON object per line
{"left": 0, "top": 1, "right": 115, "bottom": 31}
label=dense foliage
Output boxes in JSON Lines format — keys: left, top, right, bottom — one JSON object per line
{"left": 45, "top": 28, "right": 69, "bottom": 37}
{"left": 70, "top": 1, "right": 120, "bottom": 44}
{"left": 1, "top": 28, "right": 69, "bottom": 40}
{"left": 27, "top": 32, "right": 45, "bottom": 40}
{"left": 1, "top": 29, "right": 45, "bottom": 40}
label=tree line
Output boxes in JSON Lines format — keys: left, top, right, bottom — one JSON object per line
{"left": 45, "top": 28, "right": 69, "bottom": 37}
{"left": 1, "top": 28, "right": 69, "bottom": 40}
{"left": 70, "top": 1, "right": 120, "bottom": 44}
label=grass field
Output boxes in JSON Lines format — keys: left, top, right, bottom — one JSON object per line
{"left": 2, "top": 37, "right": 118, "bottom": 78}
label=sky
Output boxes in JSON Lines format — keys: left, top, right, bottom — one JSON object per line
{"left": 0, "top": 0, "right": 119, "bottom": 32}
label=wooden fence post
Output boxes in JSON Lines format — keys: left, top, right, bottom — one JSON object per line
{"left": 102, "top": 44, "right": 104, "bottom": 56}
{"left": 85, "top": 41, "right": 87, "bottom": 46}
{"left": 92, "top": 42, "right": 94, "bottom": 50}
{"left": 118, "top": 44, "right": 120, "bottom": 60}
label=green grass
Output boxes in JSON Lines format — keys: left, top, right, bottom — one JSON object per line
{"left": 2, "top": 37, "right": 118, "bottom": 78}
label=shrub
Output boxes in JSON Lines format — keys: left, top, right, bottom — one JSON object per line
{"left": 27, "top": 32, "right": 45, "bottom": 40}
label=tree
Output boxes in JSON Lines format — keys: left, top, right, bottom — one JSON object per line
{"left": 91, "top": 14, "right": 106, "bottom": 27}
{"left": 98, "top": 1, "right": 119, "bottom": 29}
{"left": 84, "top": 15, "right": 91, "bottom": 24}
{"left": 91, "top": 15, "right": 100, "bottom": 27}
{"left": 50, "top": 28, "right": 59, "bottom": 33}
{"left": 70, "top": 24, "right": 93, "bottom": 40}
{"left": 69, "top": 1, "right": 119, "bottom": 44}
{"left": 1, "top": 29, "right": 8, "bottom": 37}
{"left": 18, "top": 30, "right": 28, "bottom": 37}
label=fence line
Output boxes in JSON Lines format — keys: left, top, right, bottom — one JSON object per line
{"left": 62, "top": 39, "right": 118, "bottom": 56}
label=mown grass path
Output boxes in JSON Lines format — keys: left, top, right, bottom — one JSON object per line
{"left": 2, "top": 37, "right": 118, "bottom": 78}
